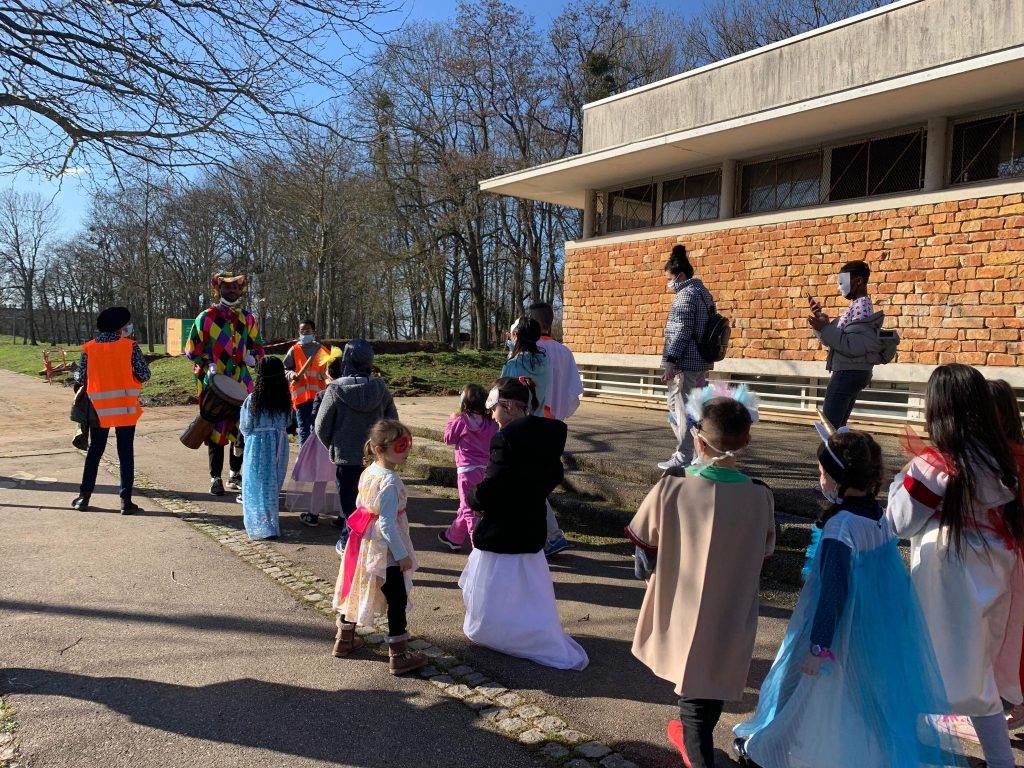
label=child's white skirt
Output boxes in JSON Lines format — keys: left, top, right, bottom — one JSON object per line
{"left": 459, "top": 548, "right": 588, "bottom": 671}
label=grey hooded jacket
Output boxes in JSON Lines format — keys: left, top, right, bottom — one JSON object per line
{"left": 816, "top": 311, "right": 885, "bottom": 372}
{"left": 314, "top": 375, "right": 398, "bottom": 465}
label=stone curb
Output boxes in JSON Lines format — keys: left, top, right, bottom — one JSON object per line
{"left": 0, "top": 698, "right": 24, "bottom": 768}
{"left": 98, "top": 456, "right": 637, "bottom": 768}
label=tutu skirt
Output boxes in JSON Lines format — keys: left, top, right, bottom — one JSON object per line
{"left": 284, "top": 435, "right": 339, "bottom": 516}
{"left": 459, "top": 549, "right": 588, "bottom": 671}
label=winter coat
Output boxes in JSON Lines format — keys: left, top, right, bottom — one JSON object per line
{"left": 314, "top": 375, "right": 398, "bottom": 466}
{"left": 469, "top": 415, "right": 566, "bottom": 554}
{"left": 817, "top": 311, "right": 885, "bottom": 372}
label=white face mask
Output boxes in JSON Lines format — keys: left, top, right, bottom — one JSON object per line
{"left": 820, "top": 480, "right": 841, "bottom": 505}
{"left": 220, "top": 296, "right": 239, "bottom": 307}
{"left": 688, "top": 426, "right": 736, "bottom": 472}
{"left": 838, "top": 272, "right": 852, "bottom": 299}
{"left": 122, "top": 323, "right": 134, "bottom": 337}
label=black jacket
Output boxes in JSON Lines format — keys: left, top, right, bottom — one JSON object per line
{"left": 469, "top": 415, "right": 567, "bottom": 554}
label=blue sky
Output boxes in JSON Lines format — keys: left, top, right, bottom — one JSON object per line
{"left": 13, "top": 0, "right": 705, "bottom": 236}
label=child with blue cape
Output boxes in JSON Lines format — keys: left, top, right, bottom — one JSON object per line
{"left": 733, "top": 428, "right": 966, "bottom": 768}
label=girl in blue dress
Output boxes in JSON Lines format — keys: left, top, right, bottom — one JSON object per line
{"left": 733, "top": 430, "right": 965, "bottom": 768}
{"left": 239, "top": 356, "right": 292, "bottom": 540}
{"left": 501, "top": 317, "right": 549, "bottom": 417}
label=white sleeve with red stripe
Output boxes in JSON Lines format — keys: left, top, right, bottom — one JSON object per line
{"left": 886, "top": 455, "right": 950, "bottom": 540}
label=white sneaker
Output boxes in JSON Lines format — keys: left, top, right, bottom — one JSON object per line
{"left": 657, "top": 454, "right": 690, "bottom": 472}
{"left": 226, "top": 473, "right": 242, "bottom": 492}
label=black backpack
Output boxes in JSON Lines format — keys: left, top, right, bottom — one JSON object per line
{"left": 698, "top": 290, "right": 730, "bottom": 363}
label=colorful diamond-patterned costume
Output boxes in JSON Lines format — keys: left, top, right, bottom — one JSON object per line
{"left": 185, "top": 304, "right": 265, "bottom": 446}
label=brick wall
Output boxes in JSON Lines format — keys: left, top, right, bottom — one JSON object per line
{"left": 563, "top": 193, "right": 1024, "bottom": 367}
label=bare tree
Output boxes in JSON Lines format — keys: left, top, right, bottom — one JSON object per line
{"left": 0, "top": 191, "right": 57, "bottom": 344}
{"left": 0, "top": 0, "right": 396, "bottom": 177}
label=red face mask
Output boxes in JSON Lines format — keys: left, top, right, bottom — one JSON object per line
{"left": 392, "top": 434, "right": 412, "bottom": 454}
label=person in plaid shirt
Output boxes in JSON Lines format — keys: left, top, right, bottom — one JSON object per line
{"left": 658, "top": 245, "right": 715, "bottom": 471}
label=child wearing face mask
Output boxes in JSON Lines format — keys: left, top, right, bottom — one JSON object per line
{"left": 458, "top": 376, "right": 588, "bottom": 670}
{"left": 331, "top": 418, "right": 427, "bottom": 675}
{"left": 628, "top": 386, "right": 774, "bottom": 768}
{"left": 733, "top": 430, "right": 965, "bottom": 768}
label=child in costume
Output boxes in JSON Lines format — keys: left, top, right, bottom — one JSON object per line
{"left": 886, "top": 363, "right": 1024, "bottom": 768}
{"left": 238, "top": 356, "right": 292, "bottom": 540}
{"left": 437, "top": 384, "right": 497, "bottom": 552}
{"left": 990, "top": 378, "right": 1024, "bottom": 730}
{"left": 285, "top": 351, "right": 343, "bottom": 526}
{"left": 458, "top": 377, "right": 588, "bottom": 670}
{"left": 733, "top": 428, "right": 966, "bottom": 768}
{"left": 627, "top": 384, "right": 774, "bottom": 768}
{"left": 331, "top": 419, "right": 426, "bottom": 676}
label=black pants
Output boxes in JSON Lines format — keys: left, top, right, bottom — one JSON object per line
{"left": 678, "top": 697, "right": 724, "bottom": 768}
{"left": 822, "top": 369, "right": 872, "bottom": 428}
{"left": 381, "top": 565, "right": 408, "bottom": 638}
{"left": 335, "top": 464, "right": 362, "bottom": 517}
{"left": 80, "top": 425, "right": 135, "bottom": 501}
{"left": 208, "top": 441, "right": 242, "bottom": 478}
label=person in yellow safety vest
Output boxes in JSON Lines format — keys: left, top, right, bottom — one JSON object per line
{"left": 71, "top": 306, "right": 151, "bottom": 514}
{"left": 284, "top": 319, "right": 329, "bottom": 447}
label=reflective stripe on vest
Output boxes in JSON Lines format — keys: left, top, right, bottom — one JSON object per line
{"left": 83, "top": 337, "right": 143, "bottom": 428}
{"left": 289, "top": 344, "right": 327, "bottom": 407}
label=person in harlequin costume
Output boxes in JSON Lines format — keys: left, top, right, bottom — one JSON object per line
{"left": 185, "top": 271, "right": 265, "bottom": 497}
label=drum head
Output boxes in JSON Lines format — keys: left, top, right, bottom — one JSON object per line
{"left": 208, "top": 373, "right": 248, "bottom": 405}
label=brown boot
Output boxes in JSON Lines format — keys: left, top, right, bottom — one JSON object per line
{"left": 388, "top": 639, "right": 427, "bottom": 675}
{"left": 332, "top": 619, "right": 365, "bottom": 658}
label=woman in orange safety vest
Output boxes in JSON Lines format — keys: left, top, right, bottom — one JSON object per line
{"left": 283, "top": 319, "right": 328, "bottom": 448}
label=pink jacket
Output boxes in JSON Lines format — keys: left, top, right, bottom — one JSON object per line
{"left": 443, "top": 413, "right": 497, "bottom": 469}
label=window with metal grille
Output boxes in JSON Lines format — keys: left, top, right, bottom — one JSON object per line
{"left": 740, "top": 152, "right": 821, "bottom": 214}
{"left": 950, "top": 109, "right": 1024, "bottom": 185}
{"left": 607, "top": 184, "right": 655, "bottom": 232}
{"left": 827, "top": 130, "right": 926, "bottom": 201}
{"left": 660, "top": 170, "right": 721, "bottom": 225}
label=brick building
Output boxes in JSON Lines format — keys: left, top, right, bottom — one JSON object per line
{"left": 482, "top": 0, "right": 1024, "bottom": 425}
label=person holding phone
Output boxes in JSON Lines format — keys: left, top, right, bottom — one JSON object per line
{"left": 807, "top": 260, "right": 883, "bottom": 429}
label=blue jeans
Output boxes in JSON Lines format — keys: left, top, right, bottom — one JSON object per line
{"left": 822, "top": 369, "right": 872, "bottom": 428}
{"left": 295, "top": 400, "right": 315, "bottom": 448}
{"left": 80, "top": 425, "right": 135, "bottom": 500}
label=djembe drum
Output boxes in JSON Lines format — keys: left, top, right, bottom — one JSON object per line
{"left": 180, "top": 373, "right": 248, "bottom": 449}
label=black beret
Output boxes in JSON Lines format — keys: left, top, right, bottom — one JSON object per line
{"left": 96, "top": 306, "right": 131, "bottom": 333}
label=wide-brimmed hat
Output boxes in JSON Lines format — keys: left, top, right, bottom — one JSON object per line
{"left": 211, "top": 271, "right": 247, "bottom": 290}
{"left": 96, "top": 306, "right": 131, "bottom": 333}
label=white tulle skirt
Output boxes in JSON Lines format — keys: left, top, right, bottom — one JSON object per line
{"left": 459, "top": 548, "right": 589, "bottom": 671}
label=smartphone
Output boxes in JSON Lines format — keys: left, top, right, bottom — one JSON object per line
{"left": 806, "top": 293, "right": 823, "bottom": 317}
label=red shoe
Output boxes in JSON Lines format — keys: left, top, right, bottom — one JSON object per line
{"left": 666, "top": 720, "right": 693, "bottom": 768}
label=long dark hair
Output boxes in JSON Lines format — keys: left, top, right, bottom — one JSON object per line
{"left": 509, "top": 317, "right": 546, "bottom": 361}
{"left": 925, "top": 364, "right": 1024, "bottom": 553}
{"left": 989, "top": 380, "right": 1024, "bottom": 446}
{"left": 249, "top": 356, "right": 292, "bottom": 419}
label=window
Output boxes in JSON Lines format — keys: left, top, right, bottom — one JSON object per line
{"left": 740, "top": 152, "right": 821, "bottom": 214}
{"left": 951, "top": 109, "right": 1024, "bottom": 184}
{"left": 607, "top": 184, "right": 655, "bottom": 232}
{"left": 660, "top": 170, "right": 721, "bottom": 225}
{"left": 827, "top": 130, "right": 925, "bottom": 201}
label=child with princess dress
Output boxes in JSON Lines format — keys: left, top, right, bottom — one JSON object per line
{"left": 285, "top": 354, "right": 343, "bottom": 526}
{"left": 238, "top": 356, "right": 292, "bottom": 540}
{"left": 734, "top": 427, "right": 965, "bottom": 768}
{"left": 886, "top": 364, "right": 1024, "bottom": 768}
{"left": 459, "top": 376, "right": 588, "bottom": 670}
{"left": 437, "top": 384, "right": 497, "bottom": 552}
{"left": 331, "top": 419, "right": 427, "bottom": 676}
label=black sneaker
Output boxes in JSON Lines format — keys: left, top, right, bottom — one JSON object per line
{"left": 226, "top": 473, "right": 242, "bottom": 492}
{"left": 437, "top": 530, "right": 461, "bottom": 552}
{"left": 733, "top": 738, "right": 762, "bottom": 767}
{"left": 210, "top": 477, "right": 224, "bottom": 496}
{"left": 330, "top": 515, "right": 344, "bottom": 528}
{"left": 299, "top": 512, "right": 320, "bottom": 527}
{"left": 121, "top": 500, "right": 141, "bottom": 515}
{"left": 71, "top": 495, "right": 90, "bottom": 511}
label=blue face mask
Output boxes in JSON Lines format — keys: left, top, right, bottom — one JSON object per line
{"left": 122, "top": 323, "right": 134, "bottom": 337}
{"left": 299, "top": 334, "right": 314, "bottom": 345}
{"left": 506, "top": 338, "right": 515, "bottom": 352}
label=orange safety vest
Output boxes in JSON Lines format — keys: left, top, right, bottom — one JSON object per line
{"left": 83, "top": 338, "right": 143, "bottom": 427}
{"left": 289, "top": 344, "right": 328, "bottom": 407}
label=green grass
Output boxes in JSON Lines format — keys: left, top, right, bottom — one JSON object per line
{"left": 0, "top": 335, "right": 508, "bottom": 404}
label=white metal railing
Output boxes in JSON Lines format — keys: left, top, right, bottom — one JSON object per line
{"left": 578, "top": 364, "right": 928, "bottom": 424}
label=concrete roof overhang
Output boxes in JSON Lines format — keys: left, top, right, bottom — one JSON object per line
{"left": 479, "top": 48, "right": 1024, "bottom": 210}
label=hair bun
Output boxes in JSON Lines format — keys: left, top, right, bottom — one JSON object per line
{"left": 671, "top": 244, "right": 687, "bottom": 259}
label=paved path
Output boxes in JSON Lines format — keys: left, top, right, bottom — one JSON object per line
{"left": 0, "top": 372, "right": 999, "bottom": 767}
